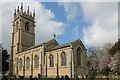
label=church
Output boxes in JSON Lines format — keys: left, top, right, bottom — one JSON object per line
{"left": 9, "top": 3, "right": 87, "bottom": 78}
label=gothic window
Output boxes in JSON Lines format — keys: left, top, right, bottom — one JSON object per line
{"left": 61, "top": 52, "right": 66, "bottom": 66}
{"left": 25, "top": 22, "right": 29, "bottom": 31}
{"left": 26, "top": 57, "right": 30, "bottom": 69}
{"left": 19, "top": 58, "right": 22, "bottom": 70}
{"left": 49, "top": 54, "right": 54, "bottom": 67}
{"left": 77, "top": 48, "right": 81, "bottom": 65}
{"left": 34, "top": 55, "right": 39, "bottom": 68}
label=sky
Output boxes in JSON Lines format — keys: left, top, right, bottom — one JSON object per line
{"left": 0, "top": 0, "right": 119, "bottom": 53}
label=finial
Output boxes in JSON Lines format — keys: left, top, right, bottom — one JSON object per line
{"left": 20, "top": 2, "right": 23, "bottom": 11}
{"left": 33, "top": 9, "right": 35, "bottom": 16}
{"left": 53, "top": 34, "right": 56, "bottom": 39}
{"left": 17, "top": 6, "right": 19, "bottom": 13}
{"left": 14, "top": 8, "right": 16, "bottom": 15}
{"left": 27, "top": 6, "right": 29, "bottom": 14}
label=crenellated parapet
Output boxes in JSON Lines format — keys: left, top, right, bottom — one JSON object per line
{"left": 14, "top": 3, "right": 35, "bottom": 21}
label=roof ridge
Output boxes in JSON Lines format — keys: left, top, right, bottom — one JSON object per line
{"left": 71, "top": 38, "right": 80, "bottom": 44}
{"left": 18, "top": 38, "right": 58, "bottom": 53}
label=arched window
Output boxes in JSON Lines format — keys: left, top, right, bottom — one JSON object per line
{"left": 34, "top": 55, "right": 39, "bottom": 68}
{"left": 25, "top": 22, "right": 29, "bottom": 31}
{"left": 49, "top": 54, "right": 54, "bottom": 67}
{"left": 77, "top": 48, "right": 81, "bottom": 65}
{"left": 19, "top": 58, "right": 22, "bottom": 70}
{"left": 26, "top": 57, "right": 30, "bottom": 69}
{"left": 61, "top": 52, "right": 66, "bottom": 66}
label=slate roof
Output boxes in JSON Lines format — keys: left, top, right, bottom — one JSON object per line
{"left": 18, "top": 39, "right": 58, "bottom": 53}
{"left": 46, "top": 42, "right": 71, "bottom": 51}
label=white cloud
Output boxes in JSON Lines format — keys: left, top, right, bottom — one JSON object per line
{"left": 1, "top": 1, "right": 65, "bottom": 52}
{"left": 58, "top": 2, "right": 118, "bottom": 47}
{"left": 81, "top": 2, "right": 118, "bottom": 47}
{"left": 58, "top": 2, "right": 80, "bottom": 21}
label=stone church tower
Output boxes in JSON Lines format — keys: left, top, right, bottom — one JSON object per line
{"left": 10, "top": 3, "right": 36, "bottom": 74}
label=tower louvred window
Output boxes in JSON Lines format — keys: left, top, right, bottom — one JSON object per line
{"left": 15, "top": 22, "right": 19, "bottom": 32}
{"left": 25, "top": 22, "right": 29, "bottom": 31}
